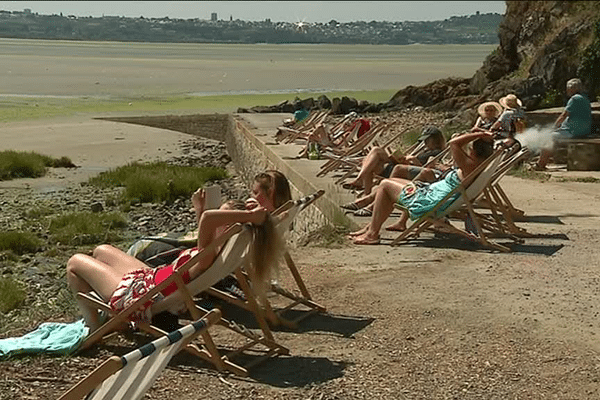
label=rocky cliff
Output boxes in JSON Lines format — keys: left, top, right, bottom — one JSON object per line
{"left": 391, "top": 1, "right": 600, "bottom": 116}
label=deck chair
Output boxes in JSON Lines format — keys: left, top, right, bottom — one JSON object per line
{"left": 78, "top": 223, "right": 288, "bottom": 377}
{"left": 316, "top": 121, "right": 389, "bottom": 178}
{"left": 276, "top": 111, "right": 330, "bottom": 144}
{"left": 390, "top": 147, "right": 513, "bottom": 252}
{"left": 58, "top": 310, "right": 221, "bottom": 400}
{"left": 205, "top": 191, "right": 327, "bottom": 329}
{"left": 466, "top": 146, "right": 532, "bottom": 239}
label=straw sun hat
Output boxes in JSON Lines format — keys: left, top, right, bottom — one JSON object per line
{"left": 477, "top": 101, "right": 503, "bottom": 118}
{"left": 499, "top": 94, "right": 523, "bottom": 110}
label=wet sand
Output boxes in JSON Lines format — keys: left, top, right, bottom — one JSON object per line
{"left": 0, "top": 39, "right": 495, "bottom": 98}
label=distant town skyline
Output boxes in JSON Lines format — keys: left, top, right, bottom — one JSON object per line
{"left": 0, "top": 1, "right": 506, "bottom": 23}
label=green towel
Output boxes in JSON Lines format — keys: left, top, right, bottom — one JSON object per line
{"left": 0, "top": 319, "right": 89, "bottom": 359}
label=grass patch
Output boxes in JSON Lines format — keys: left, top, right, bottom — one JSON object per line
{"left": 0, "top": 231, "right": 42, "bottom": 255}
{"left": 0, "top": 150, "right": 75, "bottom": 181}
{"left": 299, "top": 224, "right": 351, "bottom": 248}
{"left": 508, "top": 165, "right": 551, "bottom": 182}
{"left": 556, "top": 176, "right": 600, "bottom": 183}
{"left": 0, "top": 277, "right": 26, "bottom": 314}
{"left": 48, "top": 211, "right": 127, "bottom": 245}
{"left": 0, "top": 90, "right": 396, "bottom": 123}
{"left": 88, "top": 162, "right": 227, "bottom": 204}
{"left": 23, "top": 205, "right": 56, "bottom": 219}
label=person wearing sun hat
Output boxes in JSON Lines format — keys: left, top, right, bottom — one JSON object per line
{"left": 487, "top": 94, "right": 526, "bottom": 144}
{"left": 471, "top": 101, "right": 503, "bottom": 132}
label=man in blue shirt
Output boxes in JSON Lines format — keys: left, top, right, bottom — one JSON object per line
{"left": 535, "top": 78, "right": 592, "bottom": 170}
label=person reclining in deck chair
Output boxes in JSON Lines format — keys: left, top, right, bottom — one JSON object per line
{"left": 533, "top": 78, "right": 593, "bottom": 171}
{"left": 485, "top": 94, "right": 526, "bottom": 147}
{"left": 342, "top": 126, "right": 446, "bottom": 195}
{"left": 299, "top": 112, "right": 370, "bottom": 158}
{"left": 348, "top": 131, "right": 495, "bottom": 245}
{"left": 471, "top": 101, "right": 503, "bottom": 132}
{"left": 66, "top": 170, "right": 291, "bottom": 331}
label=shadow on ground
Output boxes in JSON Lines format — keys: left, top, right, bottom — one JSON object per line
{"left": 217, "top": 303, "right": 374, "bottom": 338}
{"left": 385, "top": 234, "right": 566, "bottom": 256}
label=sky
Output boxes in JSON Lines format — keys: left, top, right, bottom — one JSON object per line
{"left": 0, "top": 1, "right": 506, "bottom": 23}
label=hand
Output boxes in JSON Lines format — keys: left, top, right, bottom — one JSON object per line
{"left": 248, "top": 205, "right": 267, "bottom": 225}
{"left": 480, "top": 131, "right": 495, "bottom": 142}
{"left": 191, "top": 188, "right": 206, "bottom": 216}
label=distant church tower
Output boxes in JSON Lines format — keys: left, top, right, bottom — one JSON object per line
{"left": 211, "top": 12, "right": 217, "bottom": 21}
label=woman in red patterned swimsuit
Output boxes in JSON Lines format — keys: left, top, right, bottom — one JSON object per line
{"left": 66, "top": 170, "right": 291, "bottom": 330}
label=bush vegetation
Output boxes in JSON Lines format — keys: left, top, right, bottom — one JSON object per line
{"left": 88, "top": 162, "right": 227, "bottom": 204}
{"left": 0, "top": 277, "right": 26, "bottom": 314}
{"left": 0, "top": 231, "right": 42, "bottom": 255}
{"left": 48, "top": 211, "right": 128, "bottom": 245}
{"left": 0, "top": 150, "right": 75, "bottom": 181}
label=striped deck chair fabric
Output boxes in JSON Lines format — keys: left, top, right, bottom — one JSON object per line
{"left": 59, "top": 310, "right": 221, "bottom": 400}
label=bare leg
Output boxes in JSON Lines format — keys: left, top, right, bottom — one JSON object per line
{"left": 386, "top": 210, "right": 409, "bottom": 232}
{"left": 412, "top": 168, "right": 438, "bottom": 183}
{"left": 353, "top": 178, "right": 409, "bottom": 244}
{"left": 537, "top": 148, "right": 552, "bottom": 169}
{"left": 66, "top": 251, "right": 142, "bottom": 330}
{"left": 390, "top": 164, "right": 415, "bottom": 180}
{"left": 347, "top": 147, "right": 388, "bottom": 194}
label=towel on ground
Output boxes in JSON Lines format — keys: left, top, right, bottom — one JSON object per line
{"left": 0, "top": 319, "right": 89, "bottom": 358}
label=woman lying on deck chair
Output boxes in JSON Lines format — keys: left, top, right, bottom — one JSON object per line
{"left": 66, "top": 170, "right": 292, "bottom": 331}
{"left": 349, "top": 131, "right": 495, "bottom": 245}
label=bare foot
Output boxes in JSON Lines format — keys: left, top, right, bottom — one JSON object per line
{"left": 352, "top": 232, "right": 380, "bottom": 245}
{"left": 385, "top": 222, "right": 407, "bottom": 232}
{"left": 349, "top": 224, "right": 370, "bottom": 237}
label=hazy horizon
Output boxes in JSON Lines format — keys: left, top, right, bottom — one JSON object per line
{"left": 0, "top": 1, "right": 506, "bottom": 23}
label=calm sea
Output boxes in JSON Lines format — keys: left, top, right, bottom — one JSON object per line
{"left": 0, "top": 38, "right": 495, "bottom": 98}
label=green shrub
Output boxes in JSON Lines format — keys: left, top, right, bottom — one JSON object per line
{"left": 0, "top": 150, "right": 75, "bottom": 181}
{"left": 539, "top": 89, "right": 563, "bottom": 108}
{"left": 0, "top": 277, "right": 26, "bottom": 314}
{"left": 0, "top": 231, "right": 42, "bottom": 254}
{"left": 48, "top": 211, "right": 127, "bottom": 245}
{"left": 88, "top": 162, "right": 227, "bottom": 204}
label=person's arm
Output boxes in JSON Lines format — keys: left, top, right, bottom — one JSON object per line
{"left": 554, "top": 110, "right": 569, "bottom": 129}
{"left": 448, "top": 131, "right": 494, "bottom": 177}
{"left": 191, "top": 188, "right": 206, "bottom": 222}
{"left": 471, "top": 117, "right": 484, "bottom": 132}
{"left": 197, "top": 206, "right": 266, "bottom": 251}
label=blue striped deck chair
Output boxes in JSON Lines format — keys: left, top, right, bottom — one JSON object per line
{"left": 58, "top": 310, "right": 221, "bottom": 400}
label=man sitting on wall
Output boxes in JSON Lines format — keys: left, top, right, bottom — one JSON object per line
{"left": 534, "top": 78, "right": 592, "bottom": 170}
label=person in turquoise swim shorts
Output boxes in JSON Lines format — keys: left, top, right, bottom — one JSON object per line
{"left": 349, "top": 131, "right": 495, "bottom": 245}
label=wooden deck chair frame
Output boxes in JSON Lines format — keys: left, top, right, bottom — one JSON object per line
{"left": 316, "top": 122, "right": 389, "bottom": 178}
{"left": 333, "top": 125, "right": 433, "bottom": 189}
{"left": 77, "top": 223, "right": 288, "bottom": 377}
{"left": 390, "top": 148, "right": 513, "bottom": 252}
{"left": 278, "top": 111, "right": 330, "bottom": 144}
{"left": 59, "top": 310, "right": 221, "bottom": 400}
{"left": 275, "top": 110, "right": 324, "bottom": 143}
{"left": 204, "top": 191, "right": 327, "bottom": 329}
{"left": 468, "top": 146, "right": 532, "bottom": 238}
